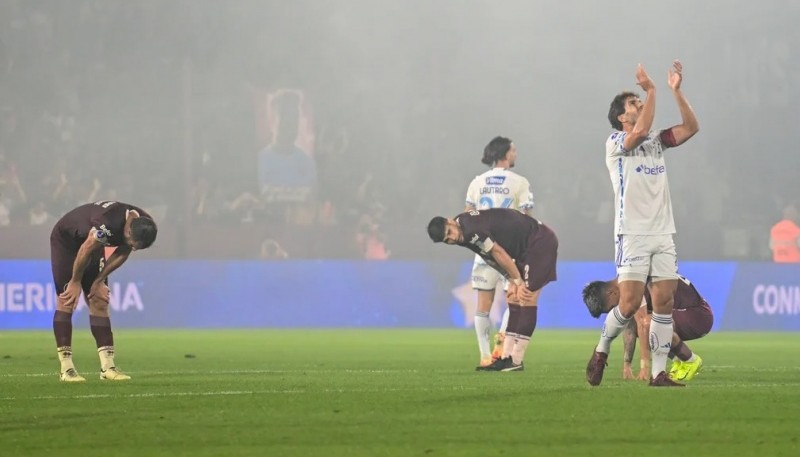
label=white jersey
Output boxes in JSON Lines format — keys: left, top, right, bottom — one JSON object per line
{"left": 465, "top": 168, "right": 534, "bottom": 212}
{"left": 465, "top": 167, "right": 534, "bottom": 264}
{"left": 606, "top": 130, "right": 675, "bottom": 235}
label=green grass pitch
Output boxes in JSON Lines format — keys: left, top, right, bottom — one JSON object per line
{"left": 1, "top": 329, "right": 798, "bottom": 456}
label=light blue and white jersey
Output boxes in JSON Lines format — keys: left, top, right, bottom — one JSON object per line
{"left": 465, "top": 168, "right": 534, "bottom": 264}
{"left": 606, "top": 130, "right": 675, "bottom": 235}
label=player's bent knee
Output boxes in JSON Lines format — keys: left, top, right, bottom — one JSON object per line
{"left": 56, "top": 295, "right": 74, "bottom": 312}
{"left": 88, "top": 295, "right": 110, "bottom": 317}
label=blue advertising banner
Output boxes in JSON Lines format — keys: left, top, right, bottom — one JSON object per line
{"left": 0, "top": 260, "right": 797, "bottom": 330}
{"left": 721, "top": 263, "right": 800, "bottom": 331}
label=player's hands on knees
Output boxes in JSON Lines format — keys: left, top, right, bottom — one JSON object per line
{"left": 506, "top": 284, "right": 520, "bottom": 304}
{"left": 623, "top": 363, "right": 635, "bottom": 380}
{"left": 88, "top": 281, "right": 110, "bottom": 303}
{"left": 517, "top": 286, "right": 537, "bottom": 304}
{"left": 59, "top": 280, "right": 82, "bottom": 310}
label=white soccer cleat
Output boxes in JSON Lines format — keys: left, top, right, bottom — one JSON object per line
{"left": 60, "top": 368, "right": 86, "bottom": 382}
{"left": 100, "top": 367, "right": 131, "bottom": 381}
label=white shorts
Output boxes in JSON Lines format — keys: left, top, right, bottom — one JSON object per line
{"left": 614, "top": 234, "right": 679, "bottom": 282}
{"left": 471, "top": 260, "right": 507, "bottom": 291}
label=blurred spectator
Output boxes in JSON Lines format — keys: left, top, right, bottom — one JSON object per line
{"left": 260, "top": 238, "right": 289, "bottom": 260}
{"left": 769, "top": 203, "right": 800, "bottom": 263}
{"left": 355, "top": 214, "right": 390, "bottom": 260}
{"left": 257, "top": 89, "right": 317, "bottom": 225}
{"left": 28, "top": 200, "right": 53, "bottom": 225}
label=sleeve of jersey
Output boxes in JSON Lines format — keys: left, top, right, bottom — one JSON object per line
{"left": 517, "top": 180, "right": 534, "bottom": 211}
{"left": 658, "top": 128, "right": 678, "bottom": 148}
{"left": 90, "top": 220, "right": 112, "bottom": 245}
{"left": 464, "top": 179, "right": 478, "bottom": 207}
{"left": 479, "top": 237, "right": 495, "bottom": 253}
{"left": 606, "top": 132, "right": 628, "bottom": 157}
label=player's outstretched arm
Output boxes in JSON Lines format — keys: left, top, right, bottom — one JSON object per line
{"left": 622, "top": 64, "right": 657, "bottom": 152}
{"left": 666, "top": 60, "right": 699, "bottom": 146}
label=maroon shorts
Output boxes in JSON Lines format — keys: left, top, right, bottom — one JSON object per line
{"left": 672, "top": 302, "right": 714, "bottom": 341}
{"left": 517, "top": 222, "right": 559, "bottom": 292}
{"left": 50, "top": 230, "right": 105, "bottom": 295}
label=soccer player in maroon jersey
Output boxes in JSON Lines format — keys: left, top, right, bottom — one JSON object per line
{"left": 427, "top": 208, "right": 558, "bottom": 371}
{"left": 582, "top": 275, "right": 712, "bottom": 382}
{"left": 50, "top": 200, "right": 157, "bottom": 382}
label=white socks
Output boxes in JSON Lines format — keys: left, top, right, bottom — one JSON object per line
{"left": 595, "top": 307, "right": 631, "bottom": 354}
{"left": 98, "top": 346, "right": 116, "bottom": 371}
{"left": 57, "top": 346, "right": 75, "bottom": 372}
{"left": 649, "top": 313, "right": 673, "bottom": 377}
{"left": 510, "top": 335, "right": 530, "bottom": 365}
{"left": 499, "top": 307, "right": 510, "bottom": 334}
{"left": 474, "top": 312, "right": 492, "bottom": 360}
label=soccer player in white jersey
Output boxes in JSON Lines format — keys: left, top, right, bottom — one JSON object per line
{"left": 586, "top": 60, "right": 699, "bottom": 387}
{"left": 464, "top": 136, "right": 534, "bottom": 369}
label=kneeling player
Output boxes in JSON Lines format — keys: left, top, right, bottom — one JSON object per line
{"left": 582, "top": 275, "right": 712, "bottom": 382}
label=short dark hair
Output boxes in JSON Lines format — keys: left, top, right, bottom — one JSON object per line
{"left": 481, "top": 136, "right": 512, "bottom": 166}
{"left": 131, "top": 217, "right": 158, "bottom": 249}
{"left": 582, "top": 281, "right": 609, "bottom": 318}
{"left": 608, "top": 91, "right": 637, "bottom": 131}
{"left": 427, "top": 216, "right": 447, "bottom": 243}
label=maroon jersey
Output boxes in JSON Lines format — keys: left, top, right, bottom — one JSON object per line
{"left": 455, "top": 208, "right": 541, "bottom": 276}
{"left": 51, "top": 201, "right": 151, "bottom": 251}
{"left": 645, "top": 276, "right": 706, "bottom": 312}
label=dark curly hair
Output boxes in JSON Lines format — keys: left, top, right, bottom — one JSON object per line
{"left": 582, "top": 280, "right": 609, "bottom": 318}
{"left": 608, "top": 91, "right": 637, "bottom": 131}
{"left": 481, "top": 136, "right": 512, "bottom": 166}
{"left": 130, "top": 217, "right": 158, "bottom": 249}
{"left": 427, "top": 216, "right": 447, "bottom": 243}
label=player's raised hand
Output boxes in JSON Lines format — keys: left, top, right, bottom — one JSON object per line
{"left": 668, "top": 60, "right": 683, "bottom": 90}
{"left": 635, "top": 63, "right": 655, "bottom": 92}
{"left": 58, "top": 280, "right": 82, "bottom": 310}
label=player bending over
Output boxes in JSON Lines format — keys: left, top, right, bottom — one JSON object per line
{"left": 50, "top": 200, "right": 157, "bottom": 382}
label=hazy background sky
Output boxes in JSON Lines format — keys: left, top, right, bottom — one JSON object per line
{"left": 0, "top": 0, "right": 796, "bottom": 260}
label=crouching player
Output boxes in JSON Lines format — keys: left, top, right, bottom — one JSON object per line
{"left": 582, "top": 275, "right": 712, "bottom": 382}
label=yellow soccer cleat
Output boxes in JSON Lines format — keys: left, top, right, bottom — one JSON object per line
{"left": 100, "top": 367, "right": 131, "bottom": 381}
{"left": 60, "top": 368, "right": 86, "bottom": 382}
{"left": 674, "top": 355, "right": 703, "bottom": 382}
{"left": 668, "top": 360, "right": 683, "bottom": 380}
{"left": 491, "top": 333, "right": 505, "bottom": 361}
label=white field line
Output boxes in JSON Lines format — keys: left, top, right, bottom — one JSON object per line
{"left": 0, "top": 368, "right": 420, "bottom": 378}
{"left": 0, "top": 385, "right": 480, "bottom": 401}
{"left": 3, "top": 365, "right": 799, "bottom": 378}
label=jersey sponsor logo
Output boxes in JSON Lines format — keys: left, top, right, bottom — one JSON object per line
{"left": 0, "top": 282, "right": 144, "bottom": 313}
{"left": 485, "top": 176, "right": 506, "bottom": 185}
{"left": 469, "top": 234, "right": 480, "bottom": 245}
{"left": 752, "top": 284, "right": 800, "bottom": 315}
{"left": 94, "top": 200, "right": 117, "bottom": 208}
{"left": 94, "top": 224, "right": 113, "bottom": 244}
{"left": 635, "top": 164, "right": 666, "bottom": 176}
{"left": 479, "top": 186, "right": 511, "bottom": 195}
